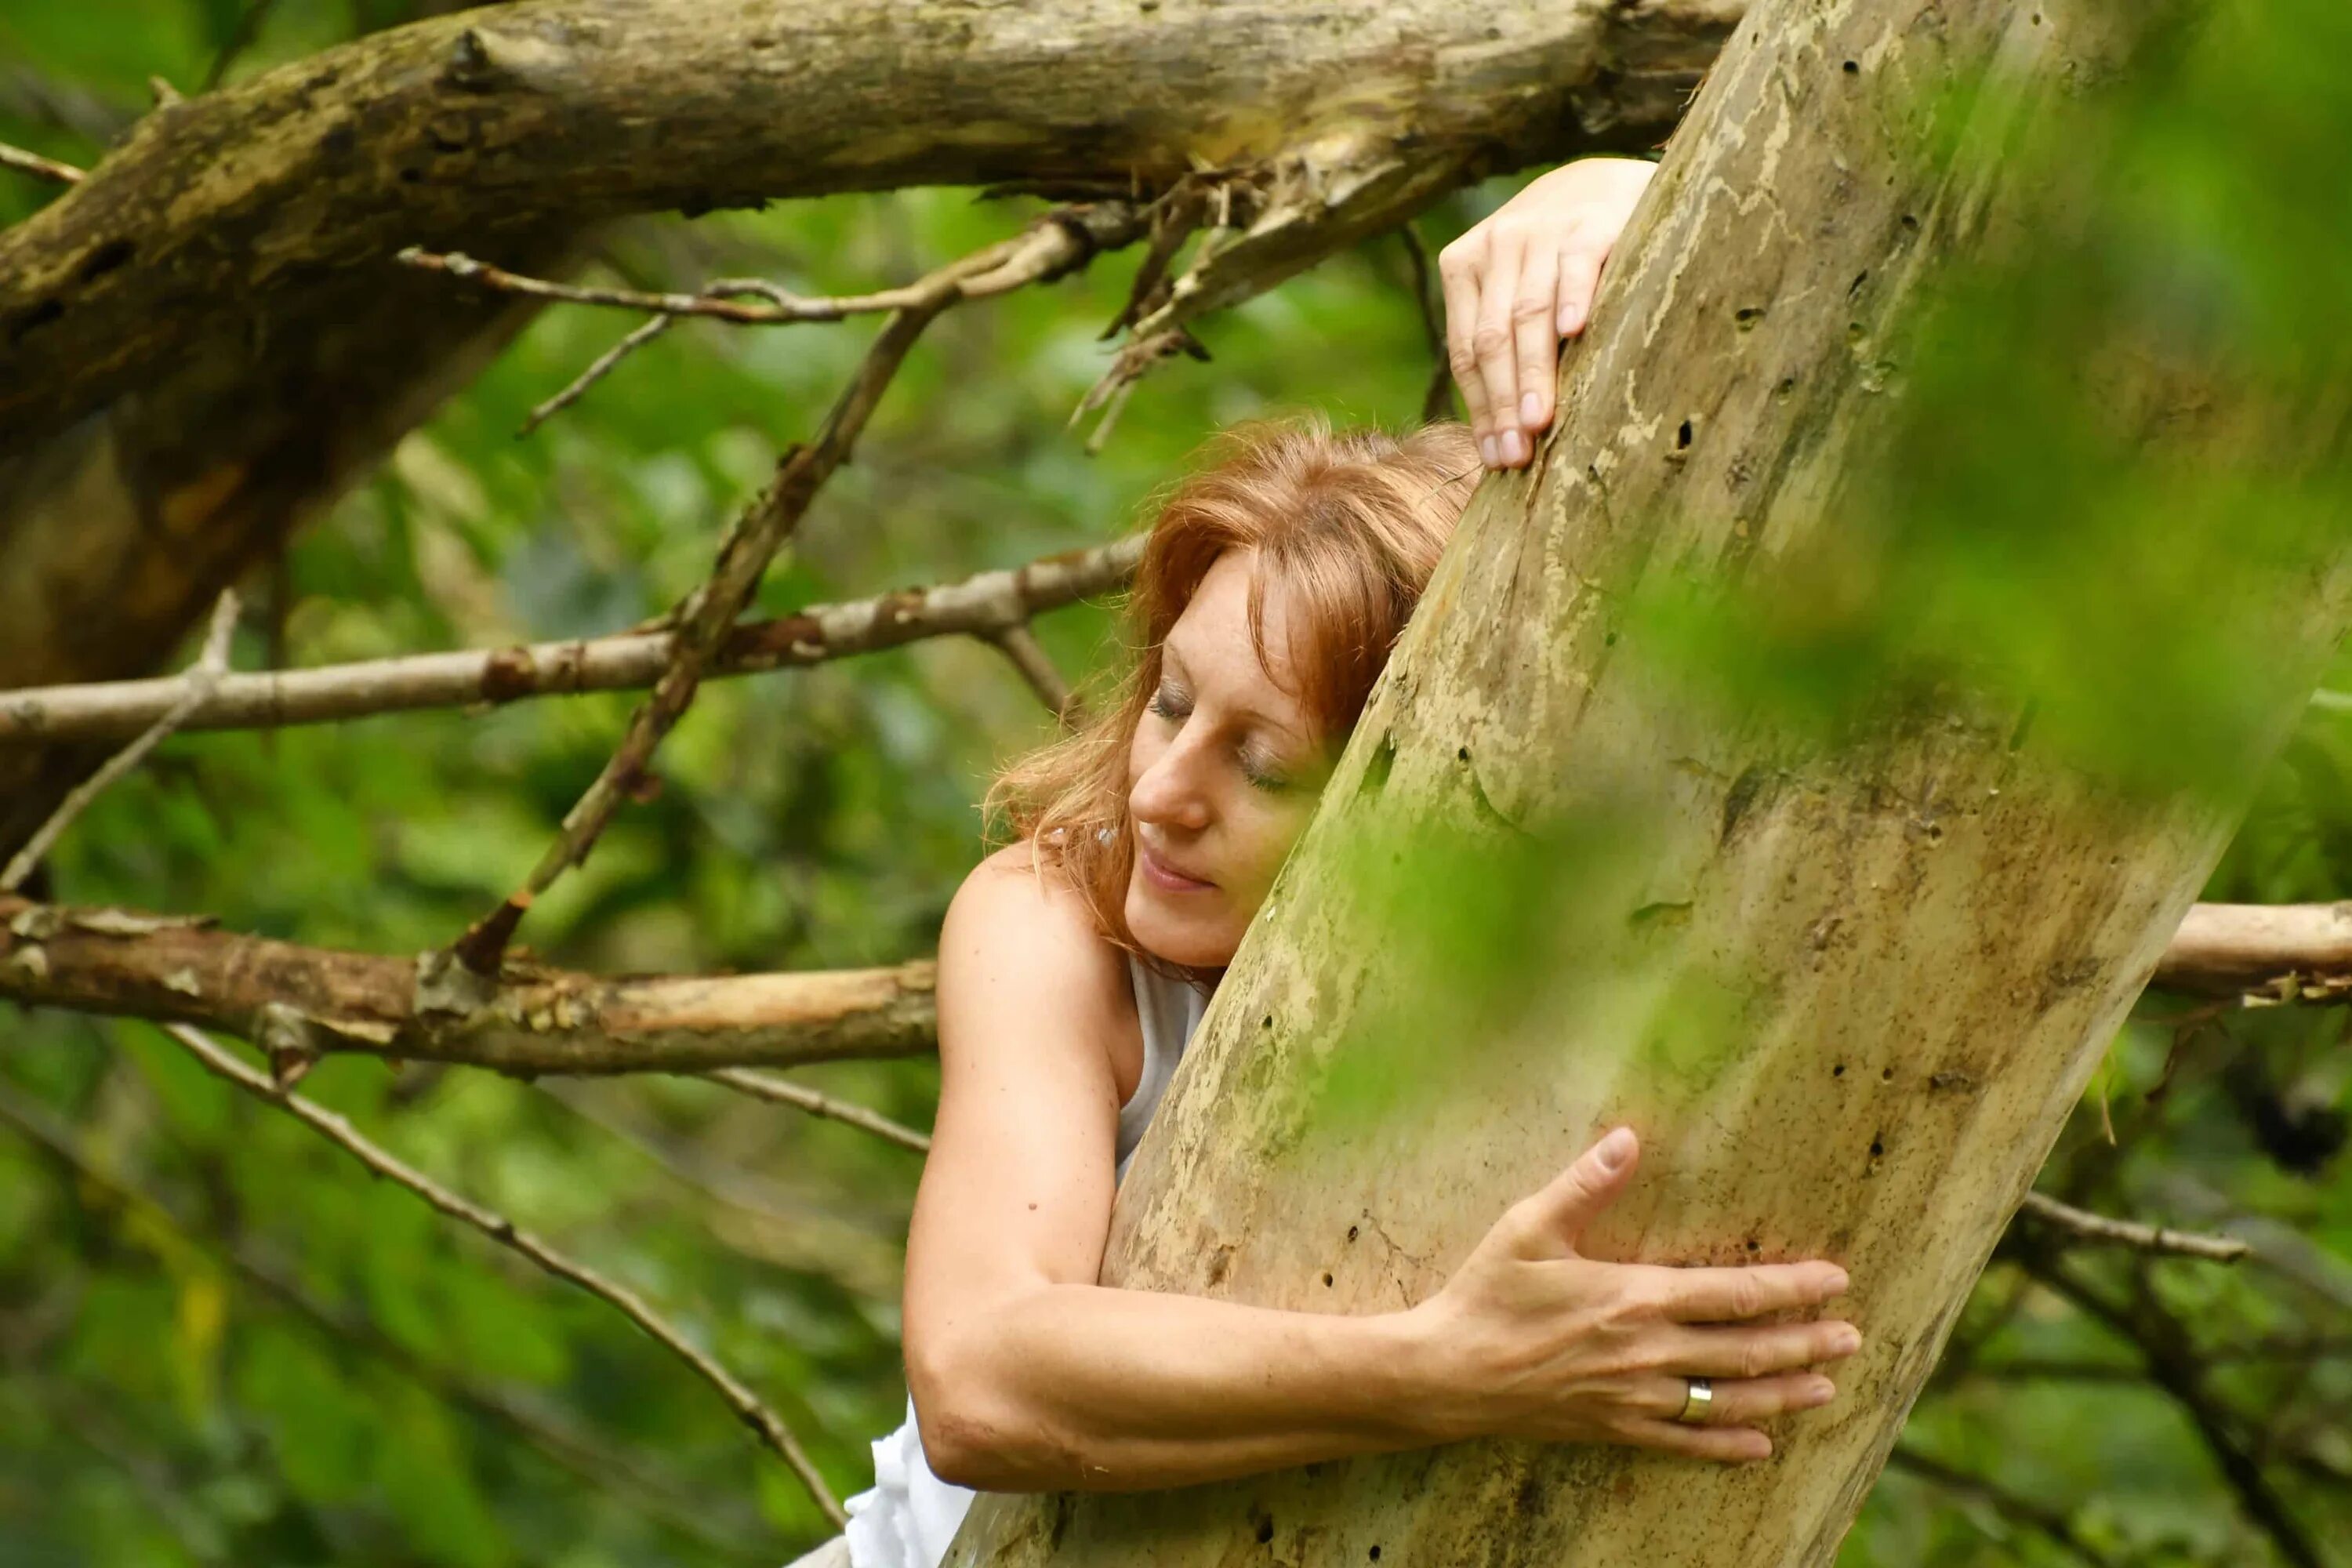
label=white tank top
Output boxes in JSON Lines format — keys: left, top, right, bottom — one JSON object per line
{"left": 839, "top": 954, "right": 1209, "bottom": 1568}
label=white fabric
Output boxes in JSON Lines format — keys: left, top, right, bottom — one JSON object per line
{"left": 838, "top": 954, "right": 1208, "bottom": 1568}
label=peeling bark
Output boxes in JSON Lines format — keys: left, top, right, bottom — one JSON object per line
{"left": 946, "top": 0, "right": 2352, "bottom": 1564}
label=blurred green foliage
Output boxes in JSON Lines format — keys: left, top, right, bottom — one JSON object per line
{"left": 2, "top": 2, "right": 2347, "bottom": 1567}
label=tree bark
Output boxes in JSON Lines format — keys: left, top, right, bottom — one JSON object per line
{"left": 0, "top": 0, "right": 1744, "bottom": 858}
{"left": 946, "top": 1, "right": 2352, "bottom": 1565}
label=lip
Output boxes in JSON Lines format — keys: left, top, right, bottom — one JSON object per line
{"left": 1138, "top": 843, "right": 1215, "bottom": 895}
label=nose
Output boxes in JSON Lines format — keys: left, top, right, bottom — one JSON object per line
{"left": 1130, "top": 725, "right": 1213, "bottom": 835}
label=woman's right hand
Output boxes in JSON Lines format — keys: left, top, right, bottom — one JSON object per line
{"left": 1401, "top": 1127, "right": 1861, "bottom": 1462}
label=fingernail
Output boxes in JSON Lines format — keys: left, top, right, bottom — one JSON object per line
{"left": 1833, "top": 1327, "right": 1862, "bottom": 1355}
{"left": 1825, "top": 1269, "right": 1850, "bottom": 1295}
{"left": 1807, "top": 1378, "right": 1837, "bottom": 1406}
{"left": 1480, "top": 435, "right": 1498, "bottom": 467}
{"left": 1501, "top": 430, "right": 1526, "bottom": 466}
{"left": 1746, "top": 1436, "right": 1774, "bottom": 1462}
{"left": 1595, "top": 1127, "right": 1635, "bottom": 1171}
{"left": 1519, "top": 391, "right": 1544, "bottom": 427}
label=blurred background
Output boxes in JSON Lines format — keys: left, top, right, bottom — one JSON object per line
{"left": 1, "top": 2, "right": 2345, "bottom": 1565}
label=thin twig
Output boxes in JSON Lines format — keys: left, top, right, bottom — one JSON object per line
{"left": 0, "top": 140, "right": 85, "bottom": 185}
{"left": 1, "top": 590, "right": 238, "bottom": 893}
{"left": 1396, "top": 223, "right": 1455, "bottom": 423}
{"left": 2016, "top": 1191, "right": 2252, "bottom": 1263}
{"left": 1886, "top": 1446, "right": 2116, "bottom": 1568}
{"left": 2017, "top": 1247, "right": 2324, "bottom": 1568}
{"left": 708, "top": 1067, "right": 931, "bottom": 1154}
{"left": 987, "top": 624, "right": 1081, "bottom": 728}
{"left": 521, "top": 312, "right": 675, "bottom": 434}
{"left": 0, "top": 1082, "right": 771, "bottom": 1559}
{"left": 0, "top": 536, "right": 1143, "bottom": 746}
{"left": 452, "top": 209, "right": 1138, "bottom": 977}
{"left": 154, "top": 1020, "right": 845, "bottom": 1526}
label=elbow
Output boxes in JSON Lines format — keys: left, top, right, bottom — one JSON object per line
{"left": 906, "top": 1323, "right": 1048, "bottom": 1491}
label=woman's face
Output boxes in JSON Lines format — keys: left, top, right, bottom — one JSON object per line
{"left": 1125, "top": 549, "right": 1327, "bottom": 971}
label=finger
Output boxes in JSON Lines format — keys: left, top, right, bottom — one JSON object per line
{"left": 1660, "top": 1319, "right": 1864, "bottom": 1381}
{"left": 1473, "top": 227, "right": 1528, "bottom": 466}
{"left": 1630, "top": 1372, "right": 1838, "bottom": 1426}
{"left": 1555, "top": 241, "right": 1606, "bottom": 339}
{"left": 1616, "top": 1417, "right": 1773, "bottom": 1464}
{"left": 1640, "top": 1261, "right": 1853, "bottom": 1323}
{"left": 1512, "top": 1127, "right": 1639, "bottom": 1256}
{"left": 1439, "top": 247, "right": 1498, "bottom": 466}
{"left": 1508, "top": 243, "right": 1563, "bottom": 447}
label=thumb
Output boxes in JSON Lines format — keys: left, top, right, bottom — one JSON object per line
{"left": 1522, "top": 1126, "right": 1639, "bottom": 1254}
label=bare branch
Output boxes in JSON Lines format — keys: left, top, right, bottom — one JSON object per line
{"left": 0, "top": 1080, "right": 775, "bottom": 1560}
{"left": 1886, "top": 1446, "right": 2116, "bottom": 1568}
{"left": 403, "top": 227, "right": 1134, "bottom": 323}
{"left": 0, "top": 893, "right": 937, "bottom": 1076}
{"left": 1396, "top": 223, "right": 1455, "bottom": 424}
{"left": 2151, "top": 901, "right": 2352, "bottom": 1002}
{"left": 519, "top": 311, "right": 675, "bottom": 435}
{"left": 0, "top": 139, "right": 83, "bottom": 186}
{"left": 708, "top": 1067, "right": 930, "bottom": 1154}
{"left": 2015, "top": 1192, "right": 2252, "bottom": 1263}
{"left": 0, "top": 536, "right": 1142, "bottom": 746}
{"left": 454, "top": 207, "right": 1141, "bottom": 977}
{"left": 154, "top": 1020, "right": 846, "bottom": 1526}
{"left": 0, "top": 590, "right": 238, "bottom": 892}
{"left": 987, "top": 623, "right": 1082, "bottom": 728}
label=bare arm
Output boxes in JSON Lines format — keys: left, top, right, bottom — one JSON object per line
{"left": 902, "top": 849, "right": 1860, "bottom": 1494}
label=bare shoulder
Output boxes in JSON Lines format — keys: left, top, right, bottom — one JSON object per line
{"left": 937, "top": 842, "right": 1133, "bottom": 1062}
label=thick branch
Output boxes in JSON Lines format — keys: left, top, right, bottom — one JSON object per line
{"left": 0, "top": 0, "right": 1736, "bottom": 451}
{"left": 2150, "top": 900, "right": 2352, "bottom": 1000}
{"left": 0, "top": 895, "right": 935, "bottom": 1076}
{"left": 0, "top": 536, "right": 1143, "bottom": 746}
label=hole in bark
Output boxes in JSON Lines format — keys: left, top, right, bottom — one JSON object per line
{"left": 1735, "top": 306, "right": 1765, "bottom": 330}
{"left": 1745, "top": 1236, "right": 1762, "bottom": 1252}
{"left": 1832, "top": 1063, "right": 1846, "bottom": 1077}
{"left": 1361, "top": 731, "right": 1396, "bottom": 796}
{"left": 1775, "top": 375, "right": 1797, "bottom": 397}
{"left": 1849, "top": 270, "right": 1869, "bottom": 300}
{"left": 1882, "top": 1066, "right": 1894, "bottom": 1082}
{"left": 1322, "top": 1272, "right": 1334, "bottom": 1287}
{"left": 1347, "top": 1225, "right": 1359, "bottom": 1242}
{"left": 1256, "top": 1517, "right": 1276, "bottom": 1544}
{"left": 1261, "top": 1014, "right": 1273, "bottom": 1030}
{"left": 1842, "top": 59, "right": 1860, "bottom": 74}
{"left": 1868, "top": 1134, "right": 1885, "bottom": 1158}
{"left": 79, "top": 240, "right": 135, "bottom": 281}
{"left": 398, "top": 166, "right": 424, "bottom": 183}
{"left": 1370, "top": 1550, "right": 1382, "bottom": 1562}
{"left": 1901, "top": 213, "right": 1920, "bottom": 233}
{"left": 1675, "top": 418, "right": 1693, "bottom": 449}
{"left": 9, "top": 299, "right": 64, "bottom": 342}
{"left": 1457, "top": 744, "right": 1471, "bottom": 763}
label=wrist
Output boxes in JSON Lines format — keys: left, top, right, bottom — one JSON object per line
{"left": 1355, "top": 1301, "right": 1465, "bottom": 1446}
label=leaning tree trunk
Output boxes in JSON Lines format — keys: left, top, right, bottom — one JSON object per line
{"left": 948, "top": 0, "right": 2351, "bottom": 1565}
{"left": 0, "top": 0, "right": 1745, "bottom": 854}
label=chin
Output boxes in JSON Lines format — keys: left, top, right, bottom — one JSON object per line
{"left": 1124, "top": 877, "right": 1240, "bottom": 971}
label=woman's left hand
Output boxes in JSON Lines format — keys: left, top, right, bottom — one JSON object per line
{"left": 1440, "top": 157, "right": 1658, "bottom": 470}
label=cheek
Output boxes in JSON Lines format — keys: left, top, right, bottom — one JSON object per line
{"left": 1223, "top": 797, "right": 1314, "bottom": 895}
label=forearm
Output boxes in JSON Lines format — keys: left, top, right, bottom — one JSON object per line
{"left": 914, "top": 1281, "right": 1447, "bottom": 1492}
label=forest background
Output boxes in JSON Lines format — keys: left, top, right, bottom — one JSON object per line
{"left": 0, "top": 2, "right": 2346, "bottom": 1566}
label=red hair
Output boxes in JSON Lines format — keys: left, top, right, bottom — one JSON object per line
{"left": 986, "top": 414, "right": 1479, "bottom": 956}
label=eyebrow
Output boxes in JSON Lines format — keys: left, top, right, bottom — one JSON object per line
{"left": 1160, "top": 640, "right": 1311, "bottom": 750}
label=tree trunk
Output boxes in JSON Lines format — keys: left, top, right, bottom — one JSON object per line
{"left": 0, "top": 0, "right": 1744, "bottom": 855}
{"left": 946, "top": 1, "right": 2351, "bottom": 1565}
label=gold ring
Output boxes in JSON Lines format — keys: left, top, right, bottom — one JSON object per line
{"left": 1675, "top": 1377, "right": 1715, "bottom": 1425}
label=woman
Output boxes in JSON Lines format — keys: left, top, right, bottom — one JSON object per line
{"left": 826, "top": 158, "right": 1862, "bottom": 1568}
